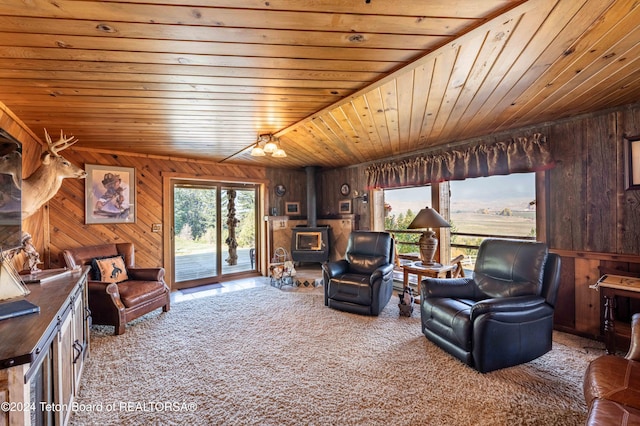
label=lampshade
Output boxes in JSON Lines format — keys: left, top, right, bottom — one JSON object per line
{"left": 263, "top": 139, "right": 278, "bottom": 153}
{"left": 407, "top": 207, "right": 450, "bottom": 267}
{"left": 250, "top": 134, "right": 286, "bottom": 157}
{"left": 407, "top": 207, "right": 450, "bottom": 230}
{"left": 250, "top": 144, "right": 265, "bottom": 156}
{"left": 272, "top": 147, "right": 287, "bottom": 157}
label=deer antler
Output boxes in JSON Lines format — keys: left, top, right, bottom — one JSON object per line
{"left": 44, "top": 129, "right": 78, "bottom": 157}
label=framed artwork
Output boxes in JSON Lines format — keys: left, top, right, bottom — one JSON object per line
{"left": 339, "top": 199, "right": 352, "bottom": 214}
{"left": 285, "top": 202, "right": 300, "bottom": 215}
{"left": 625, "top": 135, "right": 640, "bottom": 190}
{"left": 85, "top": 164, "right": 136, "bottom": 224}
{"left": 275, "top": 184, "right": 286, "bottom": 197}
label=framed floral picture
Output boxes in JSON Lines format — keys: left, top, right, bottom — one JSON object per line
{"left": 85, "top": 164, "right": 136, "bottom": 224}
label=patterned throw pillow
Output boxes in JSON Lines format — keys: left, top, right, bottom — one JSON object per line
{"left": 91, "top": 256, "right": 129, "bottom": 283}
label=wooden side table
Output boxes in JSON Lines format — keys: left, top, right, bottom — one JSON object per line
{"left": 597, "top": 274, "right": 640, "bottom": 354}
{"left": 402, "top": 262, "right": 455, "bottom": 302}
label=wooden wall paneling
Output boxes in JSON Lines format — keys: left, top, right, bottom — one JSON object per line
{"left": 351, "top": 167, "right": 370, "bottom": 229}
{"left": 619, "top": 106, "right": 640, "bottom": 255}
{"left": 316, "top": 166, "right": 368, "bottom": 230}
{"left": 316, "top": 169, "right": 331, "bottom": 218}
{"left": 318, "top": 168, "right": 332, "bottom": 216}
{"left": 623, "top": 186, "right": 640, "bottom": 251}
{"left": 265, "top": 168, "right": 306, "bottom": 218}
{"left": 548, "top": 120, "right": 586, "bottom": 250}
{"left": 136, "top": 161, "right": 164, "bottom": 200}
{"left": 289, "top": 166, "right": 307, "bottom": 219}
{"left": 554, "top": 255, "right": 576, "bottom": 330}
{"left": 48, "top": 149, "right": 269, "bottom": 274}
{"left": 584, "top": 112, "right": 617, "bottom": 253}
{"left": 536, "top": 168, "right": 548, "bottom": 244}
{"left": 573, "top": 257, "right": 603, "bottom": 337}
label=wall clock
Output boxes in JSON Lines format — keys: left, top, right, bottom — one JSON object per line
{"left": 340, "top": 183, "right": 350, "bottom": 196}
{"left": 275, "top": 184, "right": 286, "bottom": 197}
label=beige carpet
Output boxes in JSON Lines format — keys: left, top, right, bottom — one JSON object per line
{"left": 70, "top": 285, "right": 605, "bottom": 426}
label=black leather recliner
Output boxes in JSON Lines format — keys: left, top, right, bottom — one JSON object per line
{"left": 421, "top": 238, "right": 561, "bottom": 373}
{"left": 322, "top": 231, "right": 395, "bottom": 316}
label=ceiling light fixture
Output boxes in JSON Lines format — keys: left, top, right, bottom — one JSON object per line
{"left": 250, "top": 134, "right": 286, "bottom": 158}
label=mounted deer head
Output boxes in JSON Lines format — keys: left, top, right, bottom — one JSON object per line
{"left": 22, "top": 129, "right": 86, "bottom": 219}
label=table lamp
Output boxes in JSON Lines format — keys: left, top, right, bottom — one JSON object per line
{"left": 407, "top": 207, "right": 450, "bottom": 267}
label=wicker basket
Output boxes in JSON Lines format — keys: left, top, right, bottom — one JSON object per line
{"left": 269, "top": 247, "right": 296, "bottom": 287}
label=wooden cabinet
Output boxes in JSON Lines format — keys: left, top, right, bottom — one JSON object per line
{"left": 551, "top": 249, "right": 640, "bottom": 343}
{"left": 0, "top": 267, "right": 90, "bottom": 426}
{"left": 52, "top": 306, "right": 74, "bottom": 425}
{"left": 71, "top": 286, "right": 89, "bottom": 394}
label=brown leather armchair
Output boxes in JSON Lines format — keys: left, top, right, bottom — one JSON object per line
{"left": 584, "top": 313, "right": 640, "bottom": 425}
{"left": 61, "top": 243, "right": 170, "bottom": 335}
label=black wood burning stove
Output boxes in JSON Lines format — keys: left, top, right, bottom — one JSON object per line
{"left": 291, "top": 226, "right": 330, "bottom": 263}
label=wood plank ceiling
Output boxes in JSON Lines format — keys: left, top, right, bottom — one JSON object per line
{"left": 0, "top": 0, "right": 638, "bottom": 169}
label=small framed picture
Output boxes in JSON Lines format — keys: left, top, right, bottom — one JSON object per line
{"left": 625, "top": 135, "right": 640, "bottom": 190}
{"left": 285, "top": 202, "right": 300, "bottom": 215}
{"left": 339, "top": 200, "right": 352, "bottom": 214}
{"left": 85, "top": 164, "right": 136, "bottom": 224}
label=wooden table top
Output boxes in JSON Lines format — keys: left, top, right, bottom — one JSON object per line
{"left": 402, "top": 262, "right": 456, "bottom": 274}
{"left": 0, "top": 267, "right": 89, "bottom": 370}
{"left": 597, "top": 274, "right": 640, "bottom": 292}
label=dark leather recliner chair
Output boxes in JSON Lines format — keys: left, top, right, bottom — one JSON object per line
{"left": 421, "top": 238, "right": 561, "bottom": 373}
{"left": 322, "top": 231, "right": 395, "bottom": 316}
{"left": 61, "top": 243, "right": 170, "bottom": 335}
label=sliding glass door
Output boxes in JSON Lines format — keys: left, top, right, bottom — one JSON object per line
{"left": 172, "top": 180, "right": 257, "bottom": 289}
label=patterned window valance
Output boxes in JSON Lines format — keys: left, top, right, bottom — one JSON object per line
{"left": 365, "top": 133, "right": 554, "bottom": 189}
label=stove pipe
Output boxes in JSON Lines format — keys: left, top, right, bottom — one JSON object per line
{"left": 305, "top": 166, "right": 317, "bottom": 227}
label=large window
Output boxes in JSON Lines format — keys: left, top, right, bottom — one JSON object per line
{"left": 450, "top": 173, "right": 536, "bottom": 264}
{"left": 383, "top": 173, "right": 536, "bottom": 265}
{"left": 383, "top": 186, "right": 430, "bottom": 256}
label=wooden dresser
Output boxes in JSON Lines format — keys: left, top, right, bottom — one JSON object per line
{"left": 0, "top": 267, "right": 90, "bottom": 426}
